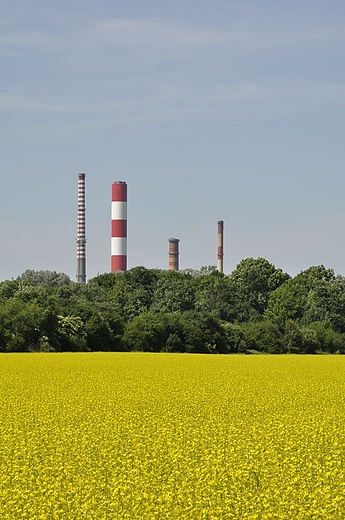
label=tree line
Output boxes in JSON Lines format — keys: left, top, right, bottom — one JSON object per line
{"left": 1, "top": 258, "right": 345, "bottom": 354}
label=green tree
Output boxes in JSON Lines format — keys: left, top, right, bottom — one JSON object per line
{"left": 0, "top": 298, "right": 59, "bottom": 352}
{"left": 0, "top": 279, "right": 21, "bottom": 299}
{"left": 228, "top": 257, "right": 290, "bottom": 322}
{"left": 265, "top": 281, "right": 306, "bottom": 329}
{"left": 242, "top": 321, "right": 284, "bottom": 354}
{"left": 222, "top": 323, "right": 248, "bottom": 353}
{"left": 151, "top": 271, "right": 195, "bottom": 313}
{"left": 265, "top": 265, "right": 345, "bottom": 333}
{"left": 283, "top": 321, "right": 319, "bottom": 354}
{"left": 17, "top": 269, "right": 72, "bottom": 286}
{"left": 179, "top": 311, "right": 228, "bottom": 353}
{"left": 309, "top": 322, "right": 345, "bottom": 354}
{"left": 161, "top": 312, "right": 187, "bottom": 353}
{"left": 101, "top": 267, "right": 160, "bottom": 319}
{"left": 194, "top": 271, "right": 235, "bottom": 321}
{"left": 84, "top": 311, "right": 124, "bottom": 351}
{"left": 57, "top": 315, "right": 87, "bottom": 351}
{"left": 122, "top": 312, "right": 167, "bottom": 352}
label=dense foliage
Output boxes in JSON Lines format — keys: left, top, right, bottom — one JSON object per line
{"left": 1, "top": 260, "right": 345, "bottom": 353}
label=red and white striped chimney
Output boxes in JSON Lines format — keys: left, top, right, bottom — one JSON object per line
{"left": 217, "top": 220, "right": 224, "bottom": 273}
{"left": 111, "top": 181, "right": 127, "bottom": 272}
{"left": 76, "top": 173, "right": 86, "bottom": 283}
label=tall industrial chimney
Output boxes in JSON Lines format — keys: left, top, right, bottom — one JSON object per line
{"left": 168, "top": 238, "right": 180, "bottom": 271}
{"left": 217, "top": 220, "right": 224, "bottom": 273}
{"left": 76, "top": 173, "right": 87, "bottom": 283}
{"left": 111, "top": 181, "right": 127, "bottom": 272}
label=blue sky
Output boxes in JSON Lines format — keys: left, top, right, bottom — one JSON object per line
{"left": 1, "top": 0, "right": 345, "bottom": 281}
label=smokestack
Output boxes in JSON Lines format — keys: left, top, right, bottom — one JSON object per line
{"left": 111, "top": 181, "right": 127, "bottom": 272}
{"left": 217, "top": 220, "right": 224, "bottom": 273}
{"left": 76, "top": 173, "right": 87, "bottom": 283}
{"left": 168, "top": 238, "right": 180, "bottom": 271}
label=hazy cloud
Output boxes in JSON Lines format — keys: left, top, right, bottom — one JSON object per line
{"left": 1, "top": 80, "right": 344, "bottom": 117}
{"left": 1, "top": 14, "right": 345, "bottom": 55}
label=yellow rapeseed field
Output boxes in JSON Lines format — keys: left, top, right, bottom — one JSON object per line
{"left": 0, "top": 353, "right": 344, "bottom": 519}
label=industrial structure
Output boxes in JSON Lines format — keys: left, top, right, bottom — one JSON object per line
{"left": 111, "top": 181, "right": 127, "bottom": 272}
{"left": 76, "top": 173, "right": 87, "bottom": 283}
{"left": 168, "top": 238, "right": 180, "bottom": 271}
{"left": 217, "top": 220, "right": 224, "bottom": 273}
{"left": 75, "top": 177, "right": 223, "bottom": 276}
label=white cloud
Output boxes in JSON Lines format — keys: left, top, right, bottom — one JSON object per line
{"left": 2, "top": 80, "right": 344, "bottom": 116}
{"left": 0, "top": 31, "right": 55, "bottom": 49}
{"left": 1, "top": 14, "right": 345, "bottom": 55}
{"left": 91, "top": 18, "right": 235, "bottom": 49}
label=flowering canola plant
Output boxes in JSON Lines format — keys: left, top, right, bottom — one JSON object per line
{"left": 0, "top": 353, "right": 344, "bottom": 519}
